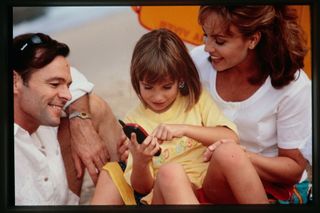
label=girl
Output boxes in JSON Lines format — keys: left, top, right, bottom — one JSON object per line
{"left": 123, "top": 28, "right": 242, "bottom": 204}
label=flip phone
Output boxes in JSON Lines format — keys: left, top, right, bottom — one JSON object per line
{"left": 119, "top": 120, "right": 161, "bottom": 156}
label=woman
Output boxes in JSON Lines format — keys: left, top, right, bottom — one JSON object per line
{"left": 190, "top": 5, "right": 311, "bottom": 204}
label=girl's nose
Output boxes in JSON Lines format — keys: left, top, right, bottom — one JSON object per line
{"left": 152, "top": 93, "right": 165, "bottom": 102}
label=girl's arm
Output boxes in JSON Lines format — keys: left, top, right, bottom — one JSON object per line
{"left": 129, "top": 133, "right": 160, "bottom": 194}
{"left": 152, "top": 124, "right": 239, "bottom": 146}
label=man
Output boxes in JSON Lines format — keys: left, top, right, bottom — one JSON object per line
{"left": 13, "top": 32, "right": 125, "bottom": 205}
{"left": 13, "top": 32, "right": 79, "bottom": 205}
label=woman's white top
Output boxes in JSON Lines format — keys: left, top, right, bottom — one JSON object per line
{"left": 190, "top": 45, "right": 312, "bottom": 166}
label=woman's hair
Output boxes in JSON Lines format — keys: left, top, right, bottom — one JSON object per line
{"left": 130, "top": 28, "right": 202, "bottom": 110}
{"left": 199, "top": 6, "right": 308, "bottom": 88}
{"left": 12, "top": 32, "right": 70, "bottom": 84}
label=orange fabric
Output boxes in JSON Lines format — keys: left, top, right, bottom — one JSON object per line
{"left": 132, "top": 6, "right": 202, "bottom": 45}
{"left": 291, "top": 5, "right": 311, "bottom": 79}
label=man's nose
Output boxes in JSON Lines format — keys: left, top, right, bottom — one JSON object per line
{"left": 59, "top": 86, "right": 72, "bottom": 102}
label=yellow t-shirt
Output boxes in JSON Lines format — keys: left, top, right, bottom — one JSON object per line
{"left": 124, "top": 88, "right": 237, "bottom": 204}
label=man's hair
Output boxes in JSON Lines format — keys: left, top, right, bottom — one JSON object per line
{"left": 12, "top": 32, "right": 70, "bottom": 83}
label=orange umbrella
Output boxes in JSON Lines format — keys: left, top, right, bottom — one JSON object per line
{"left": 132, "top": 5, "right": 311, "bottom": 79}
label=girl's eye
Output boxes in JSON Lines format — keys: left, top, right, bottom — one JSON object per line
{"left": 144, "top": 86, "right": 152, "bottom": 90}
{"left": 163, "top": 83, "right": 174, "bottom": 90}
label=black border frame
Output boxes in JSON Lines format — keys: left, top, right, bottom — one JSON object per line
{"left": 1, "top": 0, "right": 319, "bottom": 212}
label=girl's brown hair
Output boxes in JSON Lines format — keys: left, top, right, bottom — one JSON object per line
{"left": 130, "top": 28, "right": 202, "bottom": 111}
{"left": 199, "top": 6, "right": 308, "bottom": 89}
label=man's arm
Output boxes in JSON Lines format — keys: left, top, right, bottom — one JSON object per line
{"left": 66, "top": 94, "right": 109, "bottom": 184}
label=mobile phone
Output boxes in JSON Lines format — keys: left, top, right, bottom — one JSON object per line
{"left": 119, "top": 120, "right": 161, "bottom": 156}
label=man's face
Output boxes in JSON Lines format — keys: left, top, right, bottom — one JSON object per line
{"left": 14, "top": 56, "right": 72, "bottom": 132}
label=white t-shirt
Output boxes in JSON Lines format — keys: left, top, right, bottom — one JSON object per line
{"left": 190, "top": 45, "right": 312, "bottom": 165}
{"left": 14, "top": 66, "right": 94, "bottom": 205}
{"left": 14, "top": 124, "right": 79, "bottom": 205}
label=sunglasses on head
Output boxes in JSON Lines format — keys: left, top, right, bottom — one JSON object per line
{"left": 20, "top": 34, "right": 44, "bottom": 51}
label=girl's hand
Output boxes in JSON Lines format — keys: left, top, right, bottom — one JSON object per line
{"left": 151, "top": 124, "right": 185, "bottom": 142}
{"left": 203, "top": 139, "right": 241, "bottom": 162}
{"left": 129, "top": 133, "right": 161, "bottom": 165}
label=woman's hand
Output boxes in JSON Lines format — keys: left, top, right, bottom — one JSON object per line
{"left": 203, "top": 139, "right": 241, "bottom": 162}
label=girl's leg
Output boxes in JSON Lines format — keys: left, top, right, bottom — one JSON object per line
{"left": 91, "top": 170, "right": 124, "bottom": 205}
{"left": 152, "top": 163, "right": 199, "bottom": 204}
{"left": 203, "top": 142, "right": 268, "bottom": 204}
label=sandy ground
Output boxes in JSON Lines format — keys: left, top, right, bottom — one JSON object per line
{"left": 53, "top": 8, "right": 146, "bottom": 119}
{"left": 51, "top": 8, "right": 145, "bottom": 204}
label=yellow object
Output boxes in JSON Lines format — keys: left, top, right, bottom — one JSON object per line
{"left": 132, "top": 5, "right": 311, "bottom": 79}
{"left": 102, "top": 162, "right": 136, "bottom": 205}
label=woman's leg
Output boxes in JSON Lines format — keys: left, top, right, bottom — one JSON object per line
{"left": 152, "top": 163, "right": 199, "bottom": 204}
{"left": 203, "top": 142, "right": 268, "bottom": 204}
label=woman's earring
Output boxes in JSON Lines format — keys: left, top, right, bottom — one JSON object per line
{"left": 179, "top": 81, "right": 185, "bottom": 89}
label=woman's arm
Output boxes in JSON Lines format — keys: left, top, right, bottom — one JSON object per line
{"left": 248, "top": 148, "right": 307, "bottom": 185}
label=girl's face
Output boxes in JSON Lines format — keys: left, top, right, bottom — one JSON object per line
{"left": 139, "top": 77, "right": 179, "bottom": 113}
{"left": 202, "top": 12, "right": 253, "bottom": 72}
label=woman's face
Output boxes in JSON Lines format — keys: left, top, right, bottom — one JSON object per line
{"left": 202, "top": 12, "right": 253, "bottom": 72}
{"left": 139, "top": 77, "right": 179, "bottom": 113}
